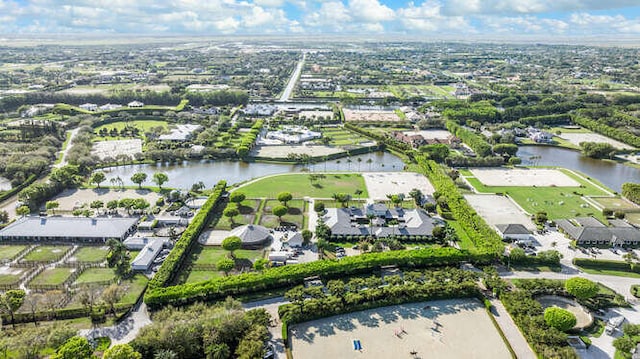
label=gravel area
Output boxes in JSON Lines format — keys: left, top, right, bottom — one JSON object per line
{"left": 362, "top": 172, "right": 434, "bottom": 200}
{"left": 470, "top": 168, "right": 580, "bottom": 187}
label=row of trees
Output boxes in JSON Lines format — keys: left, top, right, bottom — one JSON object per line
{"left": 445, "top": 120, "right": 493, "bottom": 157}
{"left": 235, "top": 120, "right": 263, "bottom": 158}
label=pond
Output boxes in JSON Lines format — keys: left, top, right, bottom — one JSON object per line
{"left": 100, "top": 151, "right": 405, "bottom": 190}
{"left": 517, "top": 146, "right": 640, "bottom": 192}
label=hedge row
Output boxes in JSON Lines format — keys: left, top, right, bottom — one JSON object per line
{"left": 0, "top": 302, "right": 133, "bottom": 325}
{"left": 417, "top": 156, "right": 504, "bottom": 255}
{"left": 573, "top": 257, "right": 640, "bottom": 273}
{"left": 235, "top": 120, "right": 263, "bottom": 156}
{"left": 622, "top": 183, "right": 640, "bottom": 205}
{"left": 146, "top": 180, "right": 227, "bottom": 290}
{"left": 144, "top": 247, "right": 494, "bottom": 309}
{"left": 445, "top": 120, "right": 492, "bottom": 157}
{"left": 0, "top": 174, "right": 37, "bottom": 204}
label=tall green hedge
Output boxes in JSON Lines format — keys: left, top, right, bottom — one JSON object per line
{"left": 144, "top": 247, "right": 493, "bottom": 309}
{"left": 417, "top": 156, "right": 504, "bottom": 255}
{"left": 147, "top": 181, "right": 227, "bottom": 290}
{"left": 622, "top": 183, "right": 640, "bottom": 205}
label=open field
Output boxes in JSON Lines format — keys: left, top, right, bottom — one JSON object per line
{"left": 236, "top": 173, "right": 368, "bottom": 199}
{"left": 52, "top": 188, "right": 161, "bottom": 212}
{"left": 22, "top": 246, "right": 71, "bottom": 263}
{"left": 252, "top": 145, "right": 343, "bottom": 158}
{"left": 184, "top": 270, "right": 223, "bottom": 283}
{"left": 0, "top": 245, "right": 28, "bottom": 262}
{"left": 0, "top": 266, "right": 26, "bottom": 285}
{"left": 558, "top": 132, "right": 635, "bottom": 150}
{"left": 590, "top": 197, "right": 640, "bottom": 211}
{"left": 401, "top": 130, "right": 453, "bottom": 140}
{"left": 29, "top": 268, "right": 74, "bottom": 286}
{"left": 290, "top": 299, "right": 511, "bottom": 359}
{"left": 320, "top": 127, "right": 373, "bottom": 146}
{"left": 68, "top": 246, "right": 110, "bottom": 263}
{"left": 94, "top": 120, "right": 168, "bottom": 134}
{"left": 73, "top": 268, "right": 116, "bottom": 285}
{"left": 465, "top": 194, "right": 535, "bottom": 230}
{"left": 470, "top": 168, "right": 580, "bottom": 187}
{"left": 362, "top": 172, "right": 434, "bottom": 200}
{"left": 192, "top": 246, "right": 264, "bottom": 266}
{"left": 343, "top": 109, "right": 402, "bottom": 123}
{"left": 626, "top": 213, "right": 640, "bottom": 227}
{"left": 462, "top": 168, "right": 610, "bottom": 220}
{"left": 92, "top": 139, "right": 142, "bottom": 160}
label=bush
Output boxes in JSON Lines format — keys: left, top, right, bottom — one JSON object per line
{"left": 565, "top": 277, "right": 599, "bottom": 300}
{"left": 544, "top": 307, "right": 577, "bottom": 332}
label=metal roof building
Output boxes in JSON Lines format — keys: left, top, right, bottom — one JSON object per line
{"left": 131, "top": 238, "right": 164, "bottom": 271}
{"left": 229, "top": 224, "right": 272, "bottom": 249}
{"left": 0, "top": 216, "right": 138, "bottom": 243}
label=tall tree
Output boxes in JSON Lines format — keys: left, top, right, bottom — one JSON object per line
{"left": 89, "top": 171, "right": 106, "bottom": 188}
{"left": 131, "top": 172, "right": 148, "bottom": 189}
{"left": 152, "top": 172, "right": 169, "bottom": 189}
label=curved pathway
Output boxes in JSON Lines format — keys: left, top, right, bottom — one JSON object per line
{"left": 55, "top": 127, "right": 80, "bottom": 168}
{"left": 79, "top": 301, "right": 152, "bottom": 345}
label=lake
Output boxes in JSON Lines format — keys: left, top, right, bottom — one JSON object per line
{"left": 517, "top": 146, "right": 640, "bottom": 192}
{"left": 100, "top": 151, "right": 405, "bottom": 190}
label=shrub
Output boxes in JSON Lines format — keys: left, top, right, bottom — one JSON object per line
{"left": 544, "top": 307, "right": 577, "bottom": 332}
{"left": 565, "top": 277, "right": 599, "bottom": 300}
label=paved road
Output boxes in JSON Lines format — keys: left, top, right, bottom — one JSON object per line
{"left": 278, "top": 53, "right": 305, "bottom": 102}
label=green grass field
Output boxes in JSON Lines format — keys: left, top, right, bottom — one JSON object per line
{"left": 185, "top": 270, "right": 223, "bottom": 284}
{"left": 0, "top": 245, "right": 28, "bottom": 262}
{"left": 22, "top": 246, "right": 72, "bottom": 263}
{"left": 93, "top": 120, "right": 169, "bottom": 141}
{"left": 193, "top": 246, "right": 264, "bottom": 266}
{"left": 321, "top": 127, "right": 370, "bottom": 146}
{"left": 215, "top": 199, "right": 260, "bottom": 229}
{"left": 0, "top": 269, "right": 25, "bottom": 286}
{"left": 237, "top": 173, "right": 368, "bottom": 199}
{"left": 118, "top": 275, "right": 149, "bottom": 305}
{"left": 591, "top": 197, "right": 639, "bottom": 210}
{"left": 71, "top": 247, "right": 110, "bottom": 263}
{"left": 626, "top": 213, "right": 640, "bottom": 227}
{"left": 74, "top": 268, "right": 117, "bottom": 285}
{"left": 29, "top": 268, "right": 74, "bottom": 286}
{"left": 463, "top": 168, "right": 610, "bottom": 220}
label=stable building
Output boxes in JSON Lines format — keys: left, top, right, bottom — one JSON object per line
{"left": 0, "top": 216, "right": 138, "bottom": 243}
{"left": 229, "top": 224, "right": 272, "bottom": 249}
{"left": 496, "top": 224, "right": 532, "bottom": 241}
{"left": 556, "top": 217, "right": 640, "bottom": 246}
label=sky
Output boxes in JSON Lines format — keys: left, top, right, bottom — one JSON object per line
{"left": 1, "top": 0, "right": 640, "bottom": 38}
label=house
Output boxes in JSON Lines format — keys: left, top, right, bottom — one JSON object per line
{"left": 556, "top": 217, "right": 640, "bottom": 246}
{"left": 229, "top": 224, "right": 272, "bottom": 249}
{"left": 99, "top": 103, "right": 122, "bottom": 111}
{"left": 123, "top": 236, "right": 166, "bottom": 250}
{"left": 496, "top": 224, "right": 532, "bottom": 241}
{"left": 131, "top": 238, "right": 164, "bottom": 271}
{"left": 392, "top": 131, "right": 426, "bottom": 148}
{"left": 79, "top": 103, "right": 98, "bottom": 111}
{"left": 127, "top": 101, "right": 144, "bottom": 108}
{"left": 0, "top": 216, "right": 138, "bottom": 243}
{"left": 322, "top": 204, "right": 440, "bottom": 240}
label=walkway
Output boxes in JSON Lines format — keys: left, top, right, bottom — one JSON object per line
{"left": 55, "top": 127, "right": 81, "bottom": 168}
{"left": 80, "top": 301, "right": 152, "bottom": 345}
{"left": 488, "top": 298, "right": 537, "bottom": 359}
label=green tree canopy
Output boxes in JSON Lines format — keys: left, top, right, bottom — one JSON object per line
{"left": 229, "top": 192, "right": 246, "bottom": 206}
{"left": 565, "top": 277, "right": 599, "bottom": 300}
{"left": 543, "top": 307, "right": 576, "bottom": 332}
{"left": 103, "top": 344, "right": 142, "bottom": 359}
{"left": 222, "top": 236, "right": 242, "bottom": 257}
{"left": 217, "top": 257, "right": 235, "bottom": 275}
{"left": 152, "top": 172, "right": 169, "bottom": 189}
{"left": 272, "top": 205, "right": 288, "bottom": 221}
{"left": 277, "top": 192, "right": 293, "bottom": 206}
{"left": 131, "top": 172, "right": 148, "bottom": 189}
{"left": 89, "top": 171, "right": 106, "bottom": 188}
{"left": 51, "top": 336, "right": 94, "bottom": 359}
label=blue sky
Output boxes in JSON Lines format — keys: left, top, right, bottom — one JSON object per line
{"left": 1, "top": 0, "right": 640, "bottom": 37}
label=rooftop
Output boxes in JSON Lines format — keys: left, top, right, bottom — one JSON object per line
{"left": 0, "top": 216, "right": 138, "bottom": 240}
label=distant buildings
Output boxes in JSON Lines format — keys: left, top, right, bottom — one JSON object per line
{"left": 0, "top": 217, "right": 138, "bottom": 243}
{"left": 392, "top": 131, "right": 461, "bottom": 149}
{"left": 79, "top": 103, "right": 98, "bottom": 111}
{"left": 127, "top": 100, "right": 144, "bottom": 108}
{"left": 243, "top": 104, "right": 277, "bottom": 116}
{"left": 265, "top": 126, "right": 321, "bottom": 144}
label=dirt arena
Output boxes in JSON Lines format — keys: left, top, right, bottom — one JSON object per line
{"left": 252, "top": 144, "right": 343, "bottom": 158}
{"left": 290, "top": 299, "right": 511, "bottom": 359}
{"left": 470, "top": 168, "right": 580, "bottom": 187}
{"left": 362, "top": 172, "right": 434, "bottom": 200}
{"left": 559, "top": 133, "right": 635, "bottom": 150}
{"left": 343, "top": 109, "right": 402, "bottom": 122}
{"left": 92, "top": 139, "right": 142, "bottom": 160}
{"left": 465, "top": 194, "right": 535, "bottom": 230}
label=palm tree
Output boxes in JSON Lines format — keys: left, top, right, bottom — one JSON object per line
{"left": 357, "top": 157, "right": 362, "bottom": 171}
{"left": 347, "top": 157, "right": 352, "bottom": 170}
{"left": 336, "top": 160, "right": 341, "bottom": 170}
{"left": 367, "top": 158, "right": 373, "bottom": 171}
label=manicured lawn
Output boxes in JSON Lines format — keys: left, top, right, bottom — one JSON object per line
{"left": 578, "top": 267, "right": 640, "bottom": 278}
{"left": 29, "top": 268, "right": 74, "bottom": 286}
{"left": 94, "top": 120, "right": 168, "bottom": 134}
{"left": 261, "top": 199, "right": 305, "bottom": 228}
{"left": 0, "top": 245, "right": 28, "bottom": 262}
{"left": 74, "top": 268, "right": 116, "bottom": 285}
{"left": 237, "top": 173, "right": 368, "bottom": 199}
{"left": 22, "top": 246, "right": 71, "bottom": 263}
{"left": 626, "top": 213, "right": 640, "bottom": 227}
{"left": 215, "top": 199, "right": 260, "bottom": 230}
{"left": 463, "top": 169, "right": 610, "bottom": 220}
{"left": 193, "top": 246, "right": 264, "bottom": 266}
{"left": 118, "top": 274, "right": 148, "bottom": 305}
{"left": 0, "top": 272, "right": 23, "bottom": 285}
{"left": 71, "top": 246, "right": 110, "bottom": 263}
{"left": 445, "top": 219, "right": 475, "bottom": 250}
{"left": 591, "top": 197, "right": 638, "bottom": 210}
{"left": 185, "top": 270, "right": 224, "bottom": 284}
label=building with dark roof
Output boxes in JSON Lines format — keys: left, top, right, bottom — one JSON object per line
{"left": 556, "top": 217, "right": 640, "bottom": 246}
{"left": 496, "top": 224, "right": 531, "bottom": 241}
{"left": 229, "top": 224, "right": 272, "bottom": 249}
{"left": 323, "top": 204, "right": 440, "bottom": 240}
{"left": 0, "top": 216, "right": 138, "bottom": 243}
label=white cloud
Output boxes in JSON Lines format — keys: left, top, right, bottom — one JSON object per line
{"left": 396, "top": 2, "right": 473, "bottom": 33}
{"left": 442, "top": 0, "right": 639, "bottom": 16}
{"left": 303, "top": 1, "right": 352, "bottom": 31}
{"left": 348, "top": 0, "right": 395, "bottom": 22}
